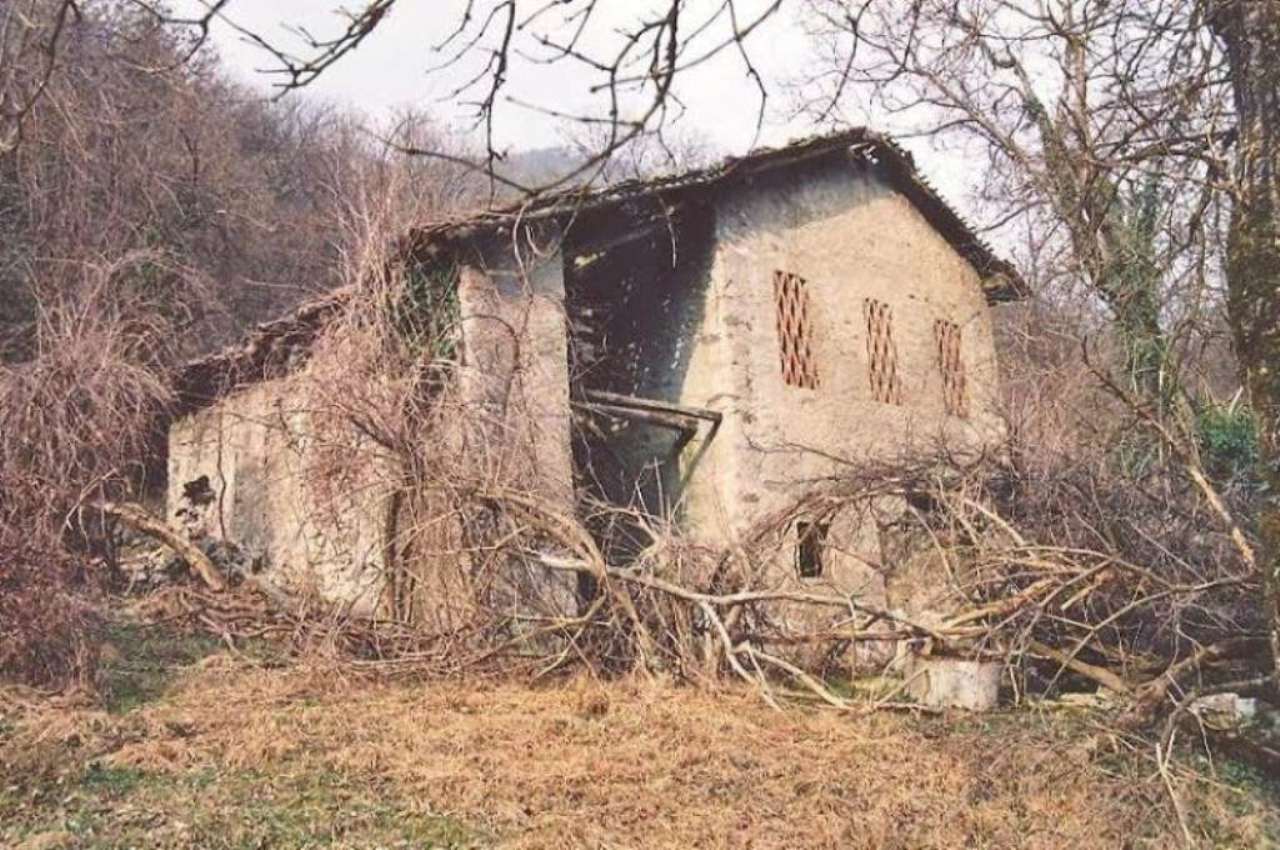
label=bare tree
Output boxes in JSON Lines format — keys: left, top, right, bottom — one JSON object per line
{"left": 8, "top": 0, "right": 1277, "bottom": 710}
{"left": 0, "top": 0, "right": 477, "bottom": 684}
{"left": 1208, "top": 0, "right": 1280, "bottom": 681}
{"left": 140, "top": 1, "right": 780, "bottom": 196}
{"left": 136, "top": 2, "right": 1235, "bottom": 411}
{"left": 799, "top": 1, "right": 1239, "bottom": 407}
{"left": 785, "top": 0, "right": 1279, "bottom": 688}
{"left": 0, "top": 0, "right": 81, "bottom": 152}
{"left": 566, "top": 123, "right": 717, "bottom": 185}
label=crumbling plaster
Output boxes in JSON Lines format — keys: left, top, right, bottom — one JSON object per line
{"left": 167, "top": 375, "right": 389, "bottom": 613}
{"left": 168, "top": 152, "right": 1008, "bottom": 621}
{"left": 456, "top": 230, "right": 575, "bottom": 509}
{"left": 168, "top": 227, "right": 577, "bottom": 614}
{"left": 669, "top": 154, "right": 1005, "bottom": 608}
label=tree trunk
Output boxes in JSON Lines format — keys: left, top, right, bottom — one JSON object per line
{"left": 1213, "top": 0, "right": 1280, "bottom": 682}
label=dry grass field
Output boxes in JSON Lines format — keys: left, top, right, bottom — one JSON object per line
{"left": 2, "top": 620, "right": 1278, "bottom": 850}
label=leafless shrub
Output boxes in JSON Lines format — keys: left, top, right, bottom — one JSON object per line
{"left": 219, "top": 248, "right": 1263, "bottom": 722}
{"left": 0, "top": 1, "right": 482, "bottom": 687}
{"left": 0, "top": 252, "right": 209, "bottom": 684}
{"left": 0, "top": 529, "right": 98, "bottom": 688}
{"left": 20, "top": 2, "right": 1248, "bottom": 726}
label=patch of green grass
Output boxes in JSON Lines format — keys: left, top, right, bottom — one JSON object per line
{"left": 821, "top": 675, "right": 876, "bottom": 701}
{"left": 99, "top": 622, "right": 226, "bottom": 714}
{"left": 97, "top": 622, "right": 284, "bottom": 715}
{"left": 1218, "top": 756, "right": 1280, "bottom": 835}
{"left": 3, "top": 763, "right": 484, "bottom": 849}
{"left": 1189, "top": 758, "right": 1280, "bottom": 849}
{"left": 77, "top": 763, "right": 149, "bottom": 796}
{"left": 1219, "top": 758, "right": 1280, "bottom": 798}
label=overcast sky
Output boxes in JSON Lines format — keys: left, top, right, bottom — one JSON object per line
{"left": 173, "top": 1, "right": 974, "bottom": 211}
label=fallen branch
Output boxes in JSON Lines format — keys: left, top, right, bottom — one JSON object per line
{"left": 98, "top": 501, "right": 227, "bottom": 592}
{"left": 1026, "top": 639, "right": 1133, "bottom": 696}
{"left": 1128, "top": 637, "right": 1270, "bottom": 722}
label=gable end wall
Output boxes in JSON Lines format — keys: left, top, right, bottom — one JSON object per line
{"left": 694, "top": 154, "right": 1005, "bottom": 604}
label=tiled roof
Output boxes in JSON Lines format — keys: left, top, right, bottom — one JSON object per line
{"left": 175, "top": 129, "right": 1026, "bottom": 414}
{"left": 402, "top": 128, "right": 1024, "bottom": 299}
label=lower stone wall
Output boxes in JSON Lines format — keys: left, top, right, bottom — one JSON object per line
{"left": 167, "top": 376, "right": 390, "bottom": 614}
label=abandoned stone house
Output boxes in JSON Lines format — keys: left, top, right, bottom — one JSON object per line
{"left": 166, "top": 129, "right": 1026, "bottom": 621}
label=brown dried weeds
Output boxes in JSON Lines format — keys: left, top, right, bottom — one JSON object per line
{"left": 5, "top": 654, "right": 1275, "bottom": 849}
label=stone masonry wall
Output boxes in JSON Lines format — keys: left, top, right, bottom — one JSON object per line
{"left": 167, "top": 375, "right": 390, "bottom": 613}
{"left": 686, "top": 153, "right": 1005, "bottom": 612}
{"left": 168, "top": 230, "right": 577, "bottom": 617}
{"left": 167, "top": 159, "right": 1006, "bottom": 623}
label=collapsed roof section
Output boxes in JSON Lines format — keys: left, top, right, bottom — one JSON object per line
{"left": 176, "top": 128, "right": 1026, "bottom": 414}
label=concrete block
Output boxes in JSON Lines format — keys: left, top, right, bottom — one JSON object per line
{"left": 905, "top": 656, "right": 1002, "bottom": 711}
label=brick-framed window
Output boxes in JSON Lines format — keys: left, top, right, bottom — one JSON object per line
{"left": 934, "top": 319, "right": 968, "bottom": 417}
{"left": 863, "top": 299, "right": 902, "bottom": 405}
{"left": 773, "top": 270, "right": 820, "bottom": 389}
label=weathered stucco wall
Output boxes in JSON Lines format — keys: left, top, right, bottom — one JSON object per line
{"left": 168, "top": 153, "right": 1008, "bottom": 623}
{"left": 452, "top": 234, "right": 578, "bottom": 616}
{"left": 457, "top": 233, "right": 575, "bottom": 508}
{"left": 669, "top": 153, "right": 1005, "bottom": 608}
{"left": 168, "top": 375, "right": 390, "bottom": 613}
{"left": 169, "top": 229, "right": 577, "bottom": 616}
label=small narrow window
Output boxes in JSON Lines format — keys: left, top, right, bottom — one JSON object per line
{"left": 863, "top": 299, "right": 902, "bottom": 405}
{"left": 934, "top": 319, "right": 968, "bottom": 417}
{"left": 906, "top": 489, "right": 939, "bottom": 513}
{"left": 773, "top": 270, "right": 820, "bottom": 389}
{"left": 795, "top": 521, "right": 829, "bottom": 579}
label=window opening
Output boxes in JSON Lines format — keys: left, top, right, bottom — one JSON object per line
{"left": 863, "top": 299, "right": 902, "bottom": 405}
{"left": 773, "top": 270, "right": 820, "bottom": 389}
{"left": 795, "top": 521, "right": 829, "bottom": 579}
{"left": 934, "top": 319, "right": 968, "bottom": 417}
